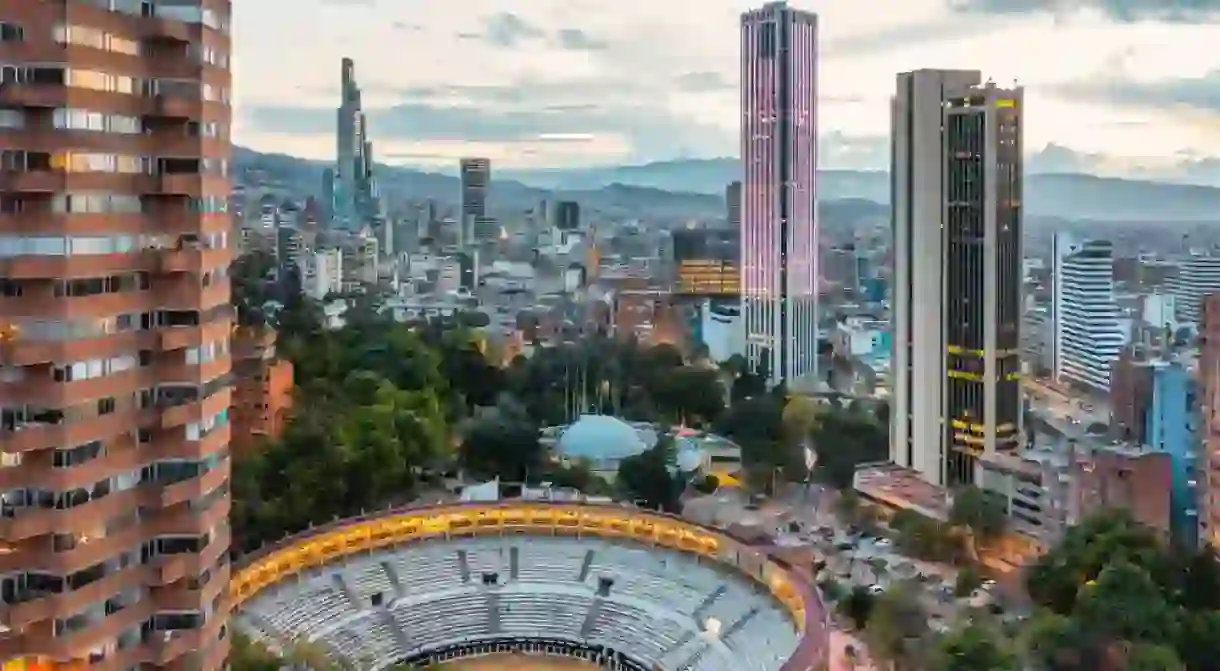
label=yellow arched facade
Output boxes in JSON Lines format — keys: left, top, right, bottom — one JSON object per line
{"left": 228, "top": 503, "right": 831, "bottom": 670}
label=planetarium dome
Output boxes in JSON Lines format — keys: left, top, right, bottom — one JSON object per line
{"left": 557, "top": 415, "right": 650, "bottom": 462}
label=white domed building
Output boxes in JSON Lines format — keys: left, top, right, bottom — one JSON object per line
{"left": 552, "top": 415, "right": 711, "bottom": 481}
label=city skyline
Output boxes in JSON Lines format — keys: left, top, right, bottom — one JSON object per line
{"left": 235, "top": 0, "right": 1220, "bottom": 171}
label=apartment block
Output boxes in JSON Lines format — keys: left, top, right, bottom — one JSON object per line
{"left": 230, "top": 328, "right": 293, "bottom": 453}
{"left": 0, "top": 2, "right": 233, "bottom": 668}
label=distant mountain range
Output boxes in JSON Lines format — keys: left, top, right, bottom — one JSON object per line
{"left": 235, "top": 147, "right": 1220, "bottom": 222}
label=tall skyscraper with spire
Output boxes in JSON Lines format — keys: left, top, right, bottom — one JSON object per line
{"left": 331, "top": 58, "right": 379, "bottom": 228}
{"left": 740, "top": 1, "right": 820, "bottom": 390}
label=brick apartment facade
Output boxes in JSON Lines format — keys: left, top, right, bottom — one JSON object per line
{"left": 0, "top": 1, "right": 233, "bottom": 667}
{"left": 230, "top": 327, "right": 292, "bottom": 453}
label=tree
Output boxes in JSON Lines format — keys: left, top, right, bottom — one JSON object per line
{"left": 692, "top": 473, "right": 720, "bottom": 494}
{"left": 863, "top": 582, "right": 930, "bottom": 670}
{"left": 1174, "top": 610, "right": 1220, "bottom": 671}
{"left": 230, "top": 631, "right": 281, "bottom": 671}
{"left": 933, "top": 621, "right": 1020, "bottom": 671}
{"left": 459, "top": 418, "right": 544, "bottom": 482}
{"left": 809, "top": 406, "right": 888, "bottom": 489}
{"left": 1073, "top": 560, "right": 1178, "bottom": 647}
{"left": 1025, "top": 510, "right": 1172, "bottom": 615}
{"left": 617, "top": 435, "right": 683, "bottom": 513}
{"left": 1123, "top": 645, "right": 1187, "bottom": 671}
{"left": 890, "top": 509, "right": 966, "bottom": 565}
{"left": 651, "top": 367, "right": 725, "bottom": 426}
{"left": 838, "top": 585, "right": 876, "bottom": 630}
{"left": 949, "top": 485, "right": 1007, "bottom": 559}
{"left": 781, "top": 396, "right": 821, "bottom": 447}
{"left": 954, "top": 564, "right": 983, "bottom": 598}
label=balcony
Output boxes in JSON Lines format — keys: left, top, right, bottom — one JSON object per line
{"left": 1, "top": 409, "right": 143, "bottom": 455}
{"left": 7, "top": 599, "right": 155, "bottom": 663}
{"left": 1, "top": 252, "right": 152, "bottom": 281}
{"left": 0, "top": 564, "right": 151, "bottom": 630}
{"left": 0, "top": 83, "right": 67, "bottom": 110}
{"left": 0, "top": 488, "right": 142, "bottom": 542}
{"left": 151, "top": 527, "right": 230, "bottom": 586}
{"left": 158, "top": 245, "right": 232, "bottom": 273}
{"left": 158, "top": 386, "right": 232, "bottom": 430}
{"left": 153, "top": 173, "right": 204, "bottom": 196}
{"left": 1, "top": 329, "right": 156, "bottom": 368}
{"left": 146, "top": 94, "right": 202, "bottom": 121}
{"left": 0, "top": 170, "right": 61, "bottom": 193}
{"left": 143, "top": 459, "right": 230, "bottom": 509}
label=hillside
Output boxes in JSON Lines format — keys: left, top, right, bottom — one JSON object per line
{"left": 234, "top": 148, "right": 1220, "bottom": 222}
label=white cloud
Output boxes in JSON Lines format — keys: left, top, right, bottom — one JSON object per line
{"left": 231, "top": 0, "right": 1220, "bottom": 168}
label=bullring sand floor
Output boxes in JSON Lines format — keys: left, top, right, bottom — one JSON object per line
{"left": 440, "top": 654, "right": 597, "bottom": 670}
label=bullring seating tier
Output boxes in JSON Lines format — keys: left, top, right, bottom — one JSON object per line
{"left": 234, "top": 536, "right": 801, "bottom": 671}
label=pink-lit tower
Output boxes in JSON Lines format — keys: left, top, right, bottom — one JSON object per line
{"left": 740, "top": 1, "right": 819, "bottom": 389}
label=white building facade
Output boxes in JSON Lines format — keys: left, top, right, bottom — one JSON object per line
{"left": 1051, "top": 234, "right": 1124, "bottom": 392}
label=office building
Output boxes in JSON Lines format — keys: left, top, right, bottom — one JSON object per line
{"left": 330, "top": 58, "right": 379, "bottom": 228}
{"left": 672, "top": 230, "right": 741, "bottom": 297}
{"left": 0, "top": 3, "right": 232, "bottom": 668}
{"left": 459, "top": 158, "right": 490, "bottom": 249}
{"left": 726, "top": 181, "right": 742, "bottom": 227}
{"left": 460, "top": 158, "right": 490, "bottom": 219}
{"left": 308, "top": 249, "right": 345, "bottom": 300}
{"left": 1051, "top": 234, "right": 1124, "bottom": 392}
{"left": 1168, "top": 252, "right": 1220, "bottom": 325}
{"left": 890, "top": 69, "right": 1024, "bottom": 486}
{"left": 1109, "top": 347, "right": 1200, "bottom": 545}
{"left": 554, "top": 201, "right": 581, "bottom": 231}
{"left": 740, "top": 1, "right": 819, "bottom": 388}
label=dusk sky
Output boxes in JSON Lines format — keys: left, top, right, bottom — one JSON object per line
{"left": 233, "top": 0, "right": 1220, "bottom": 172}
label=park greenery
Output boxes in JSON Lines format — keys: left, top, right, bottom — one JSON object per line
{"left": 230, "top": 256, "right": 896, "bottom": 554}
{"left": 824, "top": 507, "right": 1220, "bottom": 671}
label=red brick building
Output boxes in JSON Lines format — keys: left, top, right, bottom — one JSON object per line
{"left": 1200, "top": 295, "right": 1220, "bottom": 546}
{"left": 231, "top": 327, "right": 293, "bottom": 451}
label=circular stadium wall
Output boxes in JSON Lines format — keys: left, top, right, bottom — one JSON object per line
{"left": 229, "top": 502, "right": 830, "bottom": 671}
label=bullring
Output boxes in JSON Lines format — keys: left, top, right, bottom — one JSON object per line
{"left": 230, "top": 502, "right": 830, "bottom": 670}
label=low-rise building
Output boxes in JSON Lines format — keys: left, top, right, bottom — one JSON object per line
{"left": 231, "top": 327, "right": 294, "bottom": 452}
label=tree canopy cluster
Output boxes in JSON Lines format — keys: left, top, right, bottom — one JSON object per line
{"left": 229, "top": 282, "right": 523, "bottom": 550}
{"left": 1021, "top": 511, "right": 1220, "bottom": 670}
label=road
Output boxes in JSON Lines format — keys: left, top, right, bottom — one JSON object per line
{"left": 1025, "top": 377, "right": 1110, "bottom": 428}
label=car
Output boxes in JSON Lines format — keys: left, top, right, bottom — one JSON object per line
{"left": 876, "top": 538, "right": 892, "bottom": 548}
{"left": 868, "top": 584, "right": 885, "bottom": 595}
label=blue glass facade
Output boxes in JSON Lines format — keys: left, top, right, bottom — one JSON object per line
{"left": 1144, "top": 361, "right": 1199, "bottom": 546}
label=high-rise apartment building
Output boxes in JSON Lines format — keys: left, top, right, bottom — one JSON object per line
{"left": 890, "top": 69, "right": 1024, "bottom": 486}
{"left": 739, "top": 1, "right": 819, "bottom": 389}
{"left": 1167, "top": 252, "right": 1220, "bottom": 326}
{"left": 1051, "top": 234, "right": 1124, "bottom": 392}
{"left": 0, "top": 3, "right": 233, "bottom": 669}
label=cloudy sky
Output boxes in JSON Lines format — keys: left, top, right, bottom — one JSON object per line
{"left": 233, "top": 0, "right": 1220, "bottom": 173}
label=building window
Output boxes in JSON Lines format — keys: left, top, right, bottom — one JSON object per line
{"left": 0, "top": 23, "right": 24, "bottom": 42}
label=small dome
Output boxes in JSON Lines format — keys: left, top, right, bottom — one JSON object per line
{"left": 558, "top": 415, "right": 647, "bottom": 461}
